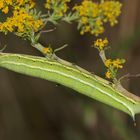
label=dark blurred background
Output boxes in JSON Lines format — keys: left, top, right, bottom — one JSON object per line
{"left": 0, "top": 0, "right": 140, "bottom": 140}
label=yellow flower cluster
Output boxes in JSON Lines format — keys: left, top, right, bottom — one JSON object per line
{"left": 0, "top": 1, "right": 43, "bottom": 35}
{"left": 0, "top": 0, "right": 35, "bottom": 14}
{"left": 105, "top": 58, "right": 125, "bottom": 79}
{"left": 0, "top": 0, "right": 12, "bottom": 14}
{"left": 73, "top": 0, "right": 122, "bottom": 35}
{"left": 45, "top": 0, "right": 70, "bottom": 18}
{"left": 105, "top": 59, "right": 125, "bottom": 69}
{"left": 100, "top": 1, "right": 122, "bottom": 26}
{"left": 94, "top": 38, "right": 125, "bottom": 79}
{"left": 94, "top": 38, "right": 108, "bottom": 51}
{"left": 0, "top": 8, "right": 43, "bottom": 34}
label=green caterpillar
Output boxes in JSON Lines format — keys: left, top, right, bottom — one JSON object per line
{"left": 0, "top": 52, "right": 140, "bottom": 120}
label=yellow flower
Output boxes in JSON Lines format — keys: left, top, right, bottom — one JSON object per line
{"left": 32, "top": 20, "right": 43, "bottom": 32}
{"left": 105, "top": 59, "right": 112, "bottom": 68}
{"left": 81, "top": 17, "right": 88, "bottom": 24}
{"left": 0, "top": 2, "right": 4, "bottom": 9}
{"left": 105, "top": 70, "right": 111, "bottom": 79}
{"left": 5, "top": 0, "right": 12, "bottom": 5}
{"left": 94, "top": 38, "right": 108, "bottom": 50}
{"left": 29, "top": 0, "right": 35, "bottom": 9}
{"left": 105, "top": 58, "right": 125, "bottom": 69}
{"left": 112, "top": 59, "right": 125, "bottom": 69}
{"left": 2, "top": 6, "right": 9, "bottom": 14}
{"left": 43, "top": 47, "right": 52, "bottom": 54}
